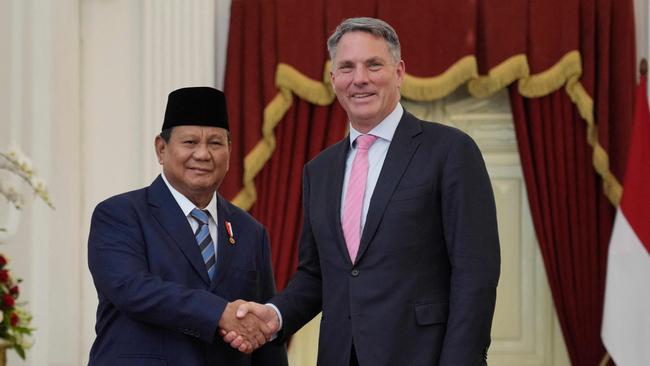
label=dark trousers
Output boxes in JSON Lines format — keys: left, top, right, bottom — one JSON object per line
{"left": 350, "top": 345, "right": 359, "bottom": 366}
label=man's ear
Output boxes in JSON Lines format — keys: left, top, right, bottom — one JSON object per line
{"left": 396, "top": 59, "right": 406, "bottom": 87}
{"left": 154, "top": 135, "right": 165, "bottom": 165}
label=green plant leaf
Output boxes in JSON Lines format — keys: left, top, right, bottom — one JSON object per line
{"left": 14, "top": 344, "right": 26, "bottom": 359}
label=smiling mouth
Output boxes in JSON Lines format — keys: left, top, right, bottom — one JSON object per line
{"left": 350, "top": 92, "right": 375, "bottom": 99}
{"left": 188, "top": 167, "right": 212, "bottom": 173}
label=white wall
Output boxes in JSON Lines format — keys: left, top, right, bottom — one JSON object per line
{"left": 636, "top": 0, "right": 650, "bottom": 70}
{"left": 216, "top": 0, "right": 231, "bottom": 89}
{"left": 1, "top": 1, "right": 82, "bottom": 365}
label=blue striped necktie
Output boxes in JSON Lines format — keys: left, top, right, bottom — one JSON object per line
{"left": 190, "top": 208, "right": 216, "bottom": 280}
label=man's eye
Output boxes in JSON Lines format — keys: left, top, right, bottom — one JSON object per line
{"left": 184, "top": 140, "right": 196, "bottom": 144}
{"left": 339, "top": 66, "right": 353, "bottom": 73}
{"left": 369, "top": 63, "right": 382, "bottom": 71}
{"left": 209, "top": 141, "right": 223, "bottom": 146}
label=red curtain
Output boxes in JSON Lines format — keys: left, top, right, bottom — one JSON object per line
{"left": 248, "top": 101, "right": 348, "bottom": 289}
{"left": 221, "top": 0, "right": 637, "bottom": 363}
{"left": 508, "top": 2, "right": 636, "bottom": 364}
{"left": 510, "top": 90, "right": 614, "bottom": 365}
{"left": 222, "top": 0, "right": 350, "bottom": 289}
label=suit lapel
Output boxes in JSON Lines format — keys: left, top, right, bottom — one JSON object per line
{"left": 328, "top": 139, "right": 354, "bottom": 265}
{"left": 356, "top": 112, "right": 422, "bottom": 263}
{"left": 148, "top": 176, "right": 211, "bottom": 285}
{"left": 211, "top": 195, "right": 236, "bottom": 290}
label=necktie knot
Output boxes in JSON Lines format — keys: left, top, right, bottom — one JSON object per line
{"left": 355, "top": 134, "right": 378, "bottom": 151}
{"left": 190, "top": 208, "right": 209, "bottom": 225}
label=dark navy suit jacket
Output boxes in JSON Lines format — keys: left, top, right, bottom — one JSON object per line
{"left": 271, "top": 111, "right": 500, "bottom": 366}
{"left": 88, "top": 176, "right": 287, "bottom": 366}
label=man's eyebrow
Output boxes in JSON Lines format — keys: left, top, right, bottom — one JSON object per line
{"left": 176, "top": 133, "right": 197, "bottom": 139}
{"left": 366, "top": 56, "right": 387, "bottom": 63}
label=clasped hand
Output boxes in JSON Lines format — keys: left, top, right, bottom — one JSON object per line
{"left": 218, "top": 300, "right": 279, "bottom": 354}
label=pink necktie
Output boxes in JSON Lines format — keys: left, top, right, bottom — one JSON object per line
{"left": 342, "top": 134, "right": 378, "bottom": 263}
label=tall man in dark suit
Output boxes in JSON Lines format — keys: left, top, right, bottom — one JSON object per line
{"left": 87, "top": 87, "right": 288, "bottom": 366}
{"left": 228, "top": 17, "right": 501, "bottom": 365}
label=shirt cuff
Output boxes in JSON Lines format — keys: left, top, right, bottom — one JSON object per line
{"left": 265, "top": 303, "right": 283, "bottom": 334}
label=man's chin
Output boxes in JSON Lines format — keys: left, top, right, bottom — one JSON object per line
{"left": 184, "top": 178, "right": 218, "bottom": 191}
{"left": 347, "top": 100, "right": 377, "bottom": 111}
{"left": 349, "top": 113, "right": 382, "bottom": 127}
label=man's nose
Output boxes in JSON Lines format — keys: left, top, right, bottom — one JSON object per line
{"left": 193, "top": 143, "right": 210, "bottom": 159}
{"left": 352, "top": 66, "right": 370, "bottom": 84}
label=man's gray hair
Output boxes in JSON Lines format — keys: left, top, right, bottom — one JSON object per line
{"left": 327, "top": 17, "right": 401, "bottom": 65}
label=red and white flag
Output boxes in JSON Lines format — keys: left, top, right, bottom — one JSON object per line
{"left": 601, "top": 73, "right": 650, "bottom": 365}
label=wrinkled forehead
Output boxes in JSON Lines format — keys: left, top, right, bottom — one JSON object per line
{"left": 170, "top": 125, "right": 229, "bottom": 138}
{"left": 334, "top": 32, "right": 393, "bottom": 61}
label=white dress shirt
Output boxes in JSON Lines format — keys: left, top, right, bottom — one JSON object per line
{"left": 161, "top": 172, "right": 219, "bottom": 258}
{"left": 340, "top": 103, "right": 403, "bottom": 230}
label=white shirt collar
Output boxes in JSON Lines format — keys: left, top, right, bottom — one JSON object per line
{"left": 161, "top": 172, "right": 218, "bottom": 222}
{"left": 348, "top": 103, "right": 403, "bottom": 147}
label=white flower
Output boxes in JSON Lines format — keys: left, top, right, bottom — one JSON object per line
{"left": 0, "top": 146, "right": 54, "bottom": 209}
{"left": 0, "top": 179, "right": 24, "bottom": 209}
{"left": 6, "top": 146, "right": 33, "bottom": 177}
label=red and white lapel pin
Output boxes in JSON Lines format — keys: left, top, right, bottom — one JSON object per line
{"left": 225, "top": 221, "right": 235, "bottom": 245}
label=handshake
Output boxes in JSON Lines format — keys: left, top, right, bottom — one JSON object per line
{"left": 218, "top": 300, "right": 279, "bottom": 353}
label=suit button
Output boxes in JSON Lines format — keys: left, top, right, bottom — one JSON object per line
{"left": 351, "top": 269, "right": 359, "bottom": 277}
